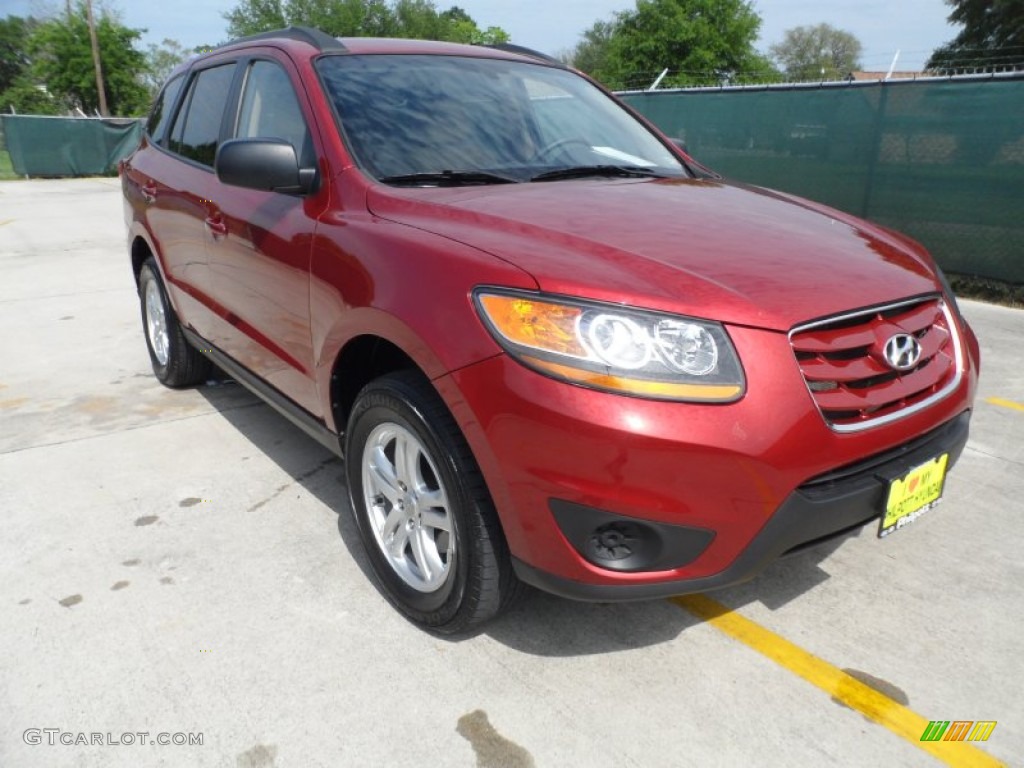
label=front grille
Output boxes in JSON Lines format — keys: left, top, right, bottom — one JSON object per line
{"left": 789, "top": 296, "right": 961, "bottom": 432}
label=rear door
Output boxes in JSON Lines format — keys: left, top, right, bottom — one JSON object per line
{"left": 131, "top": 62, "right": 238, "bottom": 342}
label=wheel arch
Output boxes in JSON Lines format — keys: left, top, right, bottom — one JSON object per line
{"left": 129, "top": 225, "right": 163, "bottom": 285}
{"left": 131, "top": 235, "right": 152, "bottom": 283}
{"left": 318, "top": 302, "right": 498, "bottom": 434}
{"left": 329, "top": 334, "right": 425, "bottom": 436}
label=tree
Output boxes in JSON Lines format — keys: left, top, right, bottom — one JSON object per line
{"left": 225, "top": 0, "right": 508, "bottom": 43}
{"left": 927, "top": 0, "right": 1024, "bottom": 72}
{"left": 603, "top": 0, "right": 770, "bottom": 89}
{"left": 143, "top": 38, "right": 190, "bottom": 94}
{"left": 1, "top": 16, "right": 36, "bottom": 94}
{"left": 440, "top": 6, "right": 508, "bottom": 44}
{"left": 769, "top": 23, "right": 863, "bottom": 81}
{"left": 1, "top": 15, "right": 65, "bottom": 114}
{"left": 1, "top": 78, "right": 65, "bottom": 115}
{"left": 28, "top": 3, "right": 149, "bottom": 115}
{"left": 564, "top": 19, "right": 618, "bottom": 80}
{"left": 224, "top": 0, "right": 287, "bottom": 37}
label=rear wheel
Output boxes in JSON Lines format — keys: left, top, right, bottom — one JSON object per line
{"left": 345, "top": 371, "right": 522, "bottom": 634}
{"left": 138, "top": 258, "right": 211, "bottom": 387}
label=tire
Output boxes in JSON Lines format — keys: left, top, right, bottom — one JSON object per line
{"left": 345, "top": 371, "right": 523, "bottom": 634}
{"left": 138, "top": 258, "right": 211, "bottom": 388}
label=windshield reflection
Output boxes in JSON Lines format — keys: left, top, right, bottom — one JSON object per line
{"left": 317, "top": 54, "right": 687, "bottom": 184}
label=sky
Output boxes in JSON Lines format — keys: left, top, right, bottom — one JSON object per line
{"left": 3, "top": 0, "right": 959, "bottom": 72}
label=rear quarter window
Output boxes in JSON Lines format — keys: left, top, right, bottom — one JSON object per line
{"left": 168, "top": 64, "right": 236, "bottom": 167}
{"left": 146, "top": 74, "right": 184, "bottom": 144}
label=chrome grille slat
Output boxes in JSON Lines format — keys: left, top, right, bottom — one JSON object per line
{"left": 789, "top": 296, "right": 962, "bottom": 432}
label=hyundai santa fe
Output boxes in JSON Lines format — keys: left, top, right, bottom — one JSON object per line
{"left": 121, "top": 27, "right": 980, "bottom": 633}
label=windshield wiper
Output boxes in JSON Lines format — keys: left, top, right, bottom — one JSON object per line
{"left": 530, "top": 165, "right": 668, "bottom": 182}
{"left": 378, "top": 170, "right": 519, "bottom": 187}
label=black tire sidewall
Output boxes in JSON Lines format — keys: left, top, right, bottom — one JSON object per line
{"left": 138, "top": 259, "right": 208, "bottom": 387}
{"left": 345, "top": 384, "right": 472, "bottom": 623}
{"left": 138, "top": 262, "right": 176, "bottom": 381}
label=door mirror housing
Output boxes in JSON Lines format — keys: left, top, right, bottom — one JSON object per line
{"left": 215, "top": 138, "right": 316, "bottom": 194}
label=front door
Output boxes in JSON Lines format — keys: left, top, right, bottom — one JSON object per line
{"left": 205, "top": 56, "right": 327, "bottom": 417}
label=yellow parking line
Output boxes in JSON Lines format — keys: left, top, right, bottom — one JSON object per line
{"left": 673, "top": 595, "right": 1005, "bottom": 767}
{"left": 0, "top": 219, "right": 14, "bottom": 227}
{"left": 986, "top": 397, "right": 1024, "bottom": 413}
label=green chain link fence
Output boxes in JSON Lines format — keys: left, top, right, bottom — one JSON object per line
{"left": 0, "top": 115, "right": 144, "bottom": 177}
{"left": 620, "top": 75, "right": 1024, "bottom": 285}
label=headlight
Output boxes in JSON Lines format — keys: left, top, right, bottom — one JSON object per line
{"left": 474, "top": 289, "right": 745, "bottom": 402}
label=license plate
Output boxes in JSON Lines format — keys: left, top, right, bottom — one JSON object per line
{"left": 880, "top": 454, "right": 949, "bottom": 537}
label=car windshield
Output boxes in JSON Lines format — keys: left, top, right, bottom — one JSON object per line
{"left": 316, "top": 54, "right": 688, "bottom": 185}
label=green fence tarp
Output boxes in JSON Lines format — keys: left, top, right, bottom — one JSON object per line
{"left": 620, "top": 76, "right": 1024, "bottom": 285}
{"left": 0, "top": 115, "right": 143, "bottom": 177}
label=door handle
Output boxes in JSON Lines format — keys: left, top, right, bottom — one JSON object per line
{"left": 204, "top": 213, "right": 228, "bottom": 238}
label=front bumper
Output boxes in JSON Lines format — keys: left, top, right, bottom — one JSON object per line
{"left": 436, "top": 320, "right": 977, "bottom": 599}
{"left": 512, "top": 411, "right": 970, "bottom": 601}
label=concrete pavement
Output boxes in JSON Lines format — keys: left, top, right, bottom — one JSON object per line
{"left": 1, "top": 179, "right": 1021, "bottom": 767}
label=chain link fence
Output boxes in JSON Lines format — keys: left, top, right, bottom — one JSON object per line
{"left": 620, "top": 74, "right": 1024, "bottom": 284}
{"left": 0, "top": 115, "right": 144, "bottom": 177}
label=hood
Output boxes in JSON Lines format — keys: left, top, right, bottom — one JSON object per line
{"left": 365, "top": 177, "right": 940, "bottom": 331}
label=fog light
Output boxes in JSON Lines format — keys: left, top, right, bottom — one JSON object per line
{"left": 550, "top": 499, "right": 715, "bottom": 573}
{"left": 587, "top": 524, "right": 637, "bottom": 562}
{"left": 584, "top": 521, "right": 659, "bottom": 571}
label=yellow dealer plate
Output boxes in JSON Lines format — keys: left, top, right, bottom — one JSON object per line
{"left": 880, "top": 454, "right": 949, "bottom": 538}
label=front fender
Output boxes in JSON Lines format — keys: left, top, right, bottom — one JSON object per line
{"left": 309, "top": 212, "right": 537, "bottom": 431}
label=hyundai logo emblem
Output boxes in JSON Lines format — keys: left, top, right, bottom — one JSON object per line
{"left": 884, "top": 333, "right": 922, "bottom": 371}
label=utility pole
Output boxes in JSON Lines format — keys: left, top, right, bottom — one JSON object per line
{"left": 85, "top": 0, "right": 109, "bottom": 116}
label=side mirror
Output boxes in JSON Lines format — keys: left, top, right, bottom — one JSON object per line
{"left": 215, "top": 138, "right": 315, "bottom": 194}
{"left": 670, "top": 137, "right": 689, "bottom": 154}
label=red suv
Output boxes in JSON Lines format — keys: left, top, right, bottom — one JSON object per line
{"left": 122, "top": 27, "right": 980, "bottom": 633}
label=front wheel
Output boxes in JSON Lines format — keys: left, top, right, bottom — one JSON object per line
{"left": 345, "top": 371, "right": 521, "bottom": 634}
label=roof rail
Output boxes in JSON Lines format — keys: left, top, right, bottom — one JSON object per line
{"left": 224, "top": 26, "right": 346, "bottom": 53}
{"left": 478, "top": 42, "right": 566, "bottom": 68}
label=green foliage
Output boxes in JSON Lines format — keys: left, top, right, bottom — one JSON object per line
{"left": 1, "top": 76, "right": 66, "bottom": 115}
{"left": 768, "top": 23, "right": 863, "bottom": 81}
{"left": 28, "top": 3, "right": 149, "bottom": 116}
{"left": 0, "top": 148, "right": 17, "bottom": 179}
{"left": 927, "top": 0, "right": 1024, "bottom": 72}
{"left": 224, "top": 0, "right": 509, "bottom": 43}
{"left": 564, "top": 20, "right": 618, "bottom": 78}
{"left": 733, "top": 52, "right": 781, "bottom": 84}
{"left": 224, "top": 0, "right": 288, "bottom": 36}
{"left": 594, "top": 0, "right": 770, "bottom": 90}
{"left": 1, "top": 15, "right": 37, "bottom": 94}
{"left": 144, "top": 38, "right": 191, "bottom": 94}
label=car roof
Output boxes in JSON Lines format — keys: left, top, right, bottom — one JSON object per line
{"left": 190, "top": 26, "right": 562, "bottom": 65}
{"left": 164, "top": 27, "right": 567, "bottom": 88}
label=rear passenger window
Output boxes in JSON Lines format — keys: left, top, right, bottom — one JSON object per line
{"left": 147, "top": 74, "right": 184, "bottom": 143}
{"left": 169, "top": 64, "right": 235, "bottom": 167}
{"left": 235, "top": 61, "right": 313, "bottom": 166}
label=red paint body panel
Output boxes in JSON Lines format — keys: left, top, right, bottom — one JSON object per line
{"left": 366, "top": 179, "right": 938, "bottom": 331}
{"left": 440, "top": 322, "right": 976, "bottom": 585}
{"left": 122, "top": 33, "right": 981, "bottom": 600}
